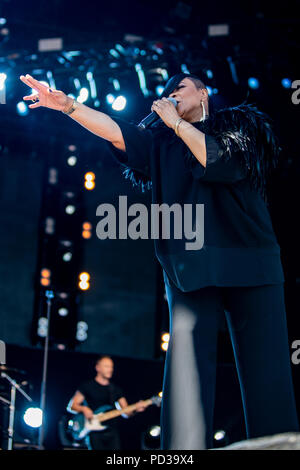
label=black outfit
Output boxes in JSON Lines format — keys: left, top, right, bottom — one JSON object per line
{"left": 107, "top": 90, "right": 299, "bottom": 448}
{"left": 78, "top": 379, "right": 123, "bottom": 450}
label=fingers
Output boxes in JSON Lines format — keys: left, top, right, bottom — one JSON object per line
{"left": 23, "top": 94, "right": 38, "bottom": 101}
{"left": 28, "top": 102, "right": 42, "bottom": 109}
{"left": 20, "top": 74, "right": 47, "bottom": 91}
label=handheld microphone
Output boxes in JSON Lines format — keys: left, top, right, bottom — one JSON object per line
{"left": 138, "top": 97, "right": 178, "bottom": 129}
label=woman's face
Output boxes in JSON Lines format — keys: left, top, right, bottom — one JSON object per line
{"left": 168, "top": 78, "right": 207, "bottom": 122}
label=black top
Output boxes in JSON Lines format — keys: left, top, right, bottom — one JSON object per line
{"left": 78, "top": 379, "right": 124, "bottom": 412}
{"left": 107, "top": 117, "right": 284, "bottom": 292}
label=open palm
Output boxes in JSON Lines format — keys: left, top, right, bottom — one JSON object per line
{"left": 20, "top": 74, "right": 69, "bottom": 111}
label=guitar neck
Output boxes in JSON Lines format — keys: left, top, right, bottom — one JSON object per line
{"left": 97, "top": 399, "right": 152, "bottom": 423}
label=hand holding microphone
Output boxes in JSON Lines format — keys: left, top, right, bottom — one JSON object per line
{"left": 138, "top": 97, "right": 179, "bottom": 129}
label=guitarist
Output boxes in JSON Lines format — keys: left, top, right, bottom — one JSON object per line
{"left": 68, "top": 355, "right": 146, "bottom": 450}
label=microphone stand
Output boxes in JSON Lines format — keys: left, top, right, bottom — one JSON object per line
{"left": 0, "top": 372, "right": 33, "bottom": 450}
{"left": 38, "top": 289, "right": 54, "bottom": 450}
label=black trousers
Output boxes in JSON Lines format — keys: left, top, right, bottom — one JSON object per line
{"left": 161, "top": 276, "right": 299, "bottom": 450}
{"left": 86, "top": 428, "right": 121, "bottom": 450}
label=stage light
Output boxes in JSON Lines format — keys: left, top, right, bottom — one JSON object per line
{"left": 135, "top": 63, "right": 149, "bottom": 97}
{"left": 0, "top": 18, "right": 6, "bottom": 25}
{"left": 0, "top": 72, "right": 7, "bottom": 90}
{"left": 84, "top": 172, "right": 95, "bottom": 190}
{"left": 109, "top": 49, "right": 120, "bottom": 58}
{"left": 181, "top": 64, "right": 190, "bottom": 73}
{"left": 76, "top": 321, "right": 88, "bottom": 341}
{"left": 62, "top": 252, "right": 72, "bottom": 262}
{"left": 77, "top": 87, "right": 89, "bottom": 103}
{"left": 161, "top": 333, "right": 170, "bottom": 343}
{"left": 46, "top": 70, "right": 56, "bottom": 90}
{"left": 155, "top": 85, "right": 164, "bottom": 96}
{"left": 112, "top": 95, "right": 127, "bottom": 111}
{"left": 214, "top": 430, "right": 226, "bottom": 441}
{"left": 58, "top": 307, "right": 68, "bottom": 317}
{"left": 213, "top": 88, "right": 219, "bottom": 94}
{"left": 45, "top": 217, "right": 55, "bottom": 235}
{"left": 149, "top": 426, "right": 160, "bottom": 437}
{"left": 37, "top": 317, "right": 48, "bottom": 337}
{"left": 17, "top": 101, "right": 29, "bottom": 116}
{"left": 23, "top": 407, "right": 43, "bottom": 428}
{"left": 112, "top": 79, "right": 121, "bottom": 91}
{"left": 206, "top": 69, "right": 213, "bottom": 79}
{"left": 67, "top": 156, "right": 77, "bottom": 166}
{"left": 82, "top": 222, "right": 92, "bottom": 239}
{"left": 248, "top": 77, "right": 260, "bottom": 89}
{"left": 65, "top": 205, "right": 76, "bottom": 214}
{"left": 106, "top": 93, "right": 115, "bottom": 105}
{"left": 206, "top": 86, "right": 213, "bottom": 96}
{"left": 79, "top": 272, "right": 90, "bottom": 290}
{"left": 48, "top": 168, "right": 58, "bottom": 185}
{"left": 281, "top": 78, "right": 292, "bottom": 89}
{"left": 40, "top": 268, "right": 51, "bottom": 287}
{"left": 86, "top": 71, "right": 97, "bottom": 99}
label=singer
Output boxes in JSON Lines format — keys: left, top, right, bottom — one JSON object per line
{"left": 20, "top": 72, "right": 299, "bottom": 449}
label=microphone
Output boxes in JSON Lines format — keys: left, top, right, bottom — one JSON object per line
{"left": 138, "top": 97, "right": 178, "bottom": 130}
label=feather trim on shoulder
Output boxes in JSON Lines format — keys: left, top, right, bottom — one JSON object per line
{"left": 209, "top": 102, "right": 281, "bottom": 200}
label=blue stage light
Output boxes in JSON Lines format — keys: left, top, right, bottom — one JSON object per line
{"left": 248, "top": 77, "right": 260, "bottom": 89}
{"left": 112, "top": 96, "right": 127, "bottom": 111}
{"left": 281, "top": 78, "right": 292, "bottom": 89}
{"left": 17, "top": 101, "right": 29, "bottom": 116}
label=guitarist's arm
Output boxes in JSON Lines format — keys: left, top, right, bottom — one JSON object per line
{"left": 67, "top": 390, "right": 94, "bottom": 419}
{"left": 117, "top": 397, "right": 146, "bottom": 418}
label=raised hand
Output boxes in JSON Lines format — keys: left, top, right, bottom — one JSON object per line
{"left": 20, "top": 74, "right": 72, "bottom": 112}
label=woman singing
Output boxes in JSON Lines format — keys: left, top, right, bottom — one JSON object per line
{"left": 20, "top": 72, "right": 299, "bottom": 449}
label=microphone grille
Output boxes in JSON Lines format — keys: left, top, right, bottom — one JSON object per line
{"left": 167, "top": 97, "right": 178, "bottom": 107}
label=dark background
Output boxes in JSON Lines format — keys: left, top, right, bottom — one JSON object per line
{"left": 0, "top": 0, "right": 299, "bottom": 449}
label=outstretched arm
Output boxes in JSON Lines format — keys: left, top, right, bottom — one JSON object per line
{"left": 20, "top": 74, "right": 125, "bottom": 151}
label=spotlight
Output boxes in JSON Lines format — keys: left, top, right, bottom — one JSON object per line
{"left": 67, "top": 156, "right": 77, "bottom": 166}
{"left": 84, "top": 172, "right": 95, "bottom": 190}
{"left": 17, "top": 101, "right": 29, "bottom": 116}
{"left": 58, "top": 307, "right": 68, "bottom": 317}
{"left": 76, "top": 321, "right": 88, "bottom": 341}
{"left": 206, "top": 86, "right": 213, "bottom": 96}
{"left": 40, "top": 268, "right": 51, "bottom": 287}
{"left": 106, "top": 93, "right": 115, "bottom": 105}
{"left": 213, "top": 429, "right": 229, "bottom": 448}
{"left": 112, "top": 96, "right": 127, "bottom": 111}
{"left": 62, "top": 252, "right": 72, "bottom": 262}
{"left": 281, "top": 78, "right": 292, "bottom": 89}
{"left": 79, "top": 272, "right": 90, "bottom": 290}
{"left": 23, "top": 407, "right": 43, "bottom": 428}
{"left": 65, "top": 205, "right": 76, "bottom": 215}
{"left": 37, "top": 317, "right": 48, "bottom": 337}
{"left": 248, "top": 77, "right": 260, "bottom": 89}
{"left": 77, "top": 87, "right": 89, "bottom": 103}
{"left": 206, "top": 69, "right": 213, "bottom": 79}
{"left": 155, "top": 85, "right": 164, "bottom": 96}
{"left": 0, "top": 72, "right": 7, "bottom": 90}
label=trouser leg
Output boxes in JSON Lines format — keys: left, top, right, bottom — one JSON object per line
{"left": 223, "top": 283, "right": 299, "bottom": 439}
{"left": 161, "top": 278, "right": 223, "bottom": 450}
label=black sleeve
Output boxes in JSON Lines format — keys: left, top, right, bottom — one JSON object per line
{"left": 107, "top": 117, "right": 153, "bottom": 178}
{"left": 77, "top": 381, "right": 89, "bottom": 397}
{"left": 112, "top": 384, "right": 124, "bottom": 402}
{"left": 188, "top": 134, "right": 248, "bottom": 183}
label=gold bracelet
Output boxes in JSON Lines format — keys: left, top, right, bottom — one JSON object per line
{"left": 62, "top": 98, "right": 78, "bottom": 115}
{"left": 174, "top": 118, "right": 183, "bottom": 136}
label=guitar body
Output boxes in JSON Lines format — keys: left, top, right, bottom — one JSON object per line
{"left": 71, "top": 405, "right": 113, "bottom": 441}
{"left": 69, "top": 395, "right": 161, "bottom": 441}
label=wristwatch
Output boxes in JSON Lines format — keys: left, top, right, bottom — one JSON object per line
{"left": 62, "top": 98, "right": 78, "bottom": 115}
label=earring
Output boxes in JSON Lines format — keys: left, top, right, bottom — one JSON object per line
{"left": 200, "top": 100, "right": 206, "bottom": 122}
